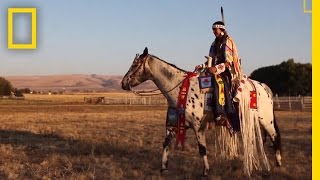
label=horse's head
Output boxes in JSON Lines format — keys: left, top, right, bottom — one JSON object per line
{"left": 121, "top": 47, "right": 150, "bottom": 90}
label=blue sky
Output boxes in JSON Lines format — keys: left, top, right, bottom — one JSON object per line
{"left": 0, "top": 0, "right": 311, "bottom": 76}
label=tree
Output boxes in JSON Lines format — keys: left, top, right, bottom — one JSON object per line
{"left": 0, "top": 77, "right": 14, "bottom": 96}
{"left": 250, "top": 59, "right": 312, "bottom": 96}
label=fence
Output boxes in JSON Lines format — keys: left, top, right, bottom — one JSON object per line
{"left": 0, "top": 96, "right": 25, "bottom": 100}
{"left": 84, "top": 96, "right": 167, "bottom": 106}
{"left": 85, "top": 95, "right": 312, "bottom": 111}
{"left": 84, "top": 97, "right": 105, "bottom": 104}
{"left": 273, "top": 96, "right": 311, "bottom": 111}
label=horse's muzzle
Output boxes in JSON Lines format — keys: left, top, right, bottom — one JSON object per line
{"left": 121, "top": 80, "right": 130, "bottom": 90}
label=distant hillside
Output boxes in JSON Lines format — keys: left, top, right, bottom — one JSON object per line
{"left": 4, "top": 74, "right": 156, "bottom": 91}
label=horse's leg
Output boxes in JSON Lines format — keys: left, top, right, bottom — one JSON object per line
{"left": 194, "top": 124, "right": 210, "bottom": 176}
{"left": 271, "top": 113, "right": 282, "bottom": 166}
{"left": 256, "top": 82, "right": 282, "bottom": 166}
{"left": 260, "top": 112, "right": 282, "bottom": 166}
{"left": 161, "top": 129, "right": 175, "bottom": 173}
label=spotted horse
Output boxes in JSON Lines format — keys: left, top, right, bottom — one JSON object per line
{"left": 121, "top": 47, "right": 282, "bottom": 177}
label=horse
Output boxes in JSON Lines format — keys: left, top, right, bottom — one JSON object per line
{"left": 121, "top": 47, "right": 281, "bottom": 177}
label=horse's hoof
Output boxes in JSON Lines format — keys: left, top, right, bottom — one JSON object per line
{"left": 160, "top": 168, "right": 169, "bottom": 175}
{"left": 200, "top": 174, "right": 208, "bottom": 179}
{"left": 200, "top": 169, "right": 210, "bottom": 178}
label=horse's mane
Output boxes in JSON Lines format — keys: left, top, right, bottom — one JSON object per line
{"left": 150, "top": 55, "right": 187, "bottom": 73}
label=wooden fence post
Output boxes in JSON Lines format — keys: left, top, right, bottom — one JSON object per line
{"left": 288, "top": 96, "right": 291, "bottom": 110}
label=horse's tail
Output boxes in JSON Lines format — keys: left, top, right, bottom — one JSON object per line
{"left": 239, "top": 80, "right": 270, "bottom": 176}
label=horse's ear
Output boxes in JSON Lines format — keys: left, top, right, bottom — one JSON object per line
{"left": 142, "top": 47, "right": 148, "bottom": 57}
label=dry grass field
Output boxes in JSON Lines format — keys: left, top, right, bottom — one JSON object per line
{"left": 0, "top": 93, "right": 138, "bottom": 105}
{"left": 0, "top": 94, "right": 311, "bottom": 179}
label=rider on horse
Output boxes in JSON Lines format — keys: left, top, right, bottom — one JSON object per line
{"left": 195, "top": 21, "right": 242, "bottom": 133}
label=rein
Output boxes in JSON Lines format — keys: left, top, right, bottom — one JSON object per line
{"left": 129, "top": 78, "right": 184, "bottom": 96}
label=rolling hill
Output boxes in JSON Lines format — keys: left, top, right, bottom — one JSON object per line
{"left": 4, "top": 74, "right": 156, "bottom": 91}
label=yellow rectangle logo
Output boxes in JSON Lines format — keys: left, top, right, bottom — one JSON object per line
{"left": 304, "top": 0, "right": 312, "bottom": 13}
{"left": 8, "top": 8, "right": 37, "bottom": 49}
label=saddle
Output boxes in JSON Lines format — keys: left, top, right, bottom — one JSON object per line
{"left": 198, "top": 74, "right": 235, "bottom": 134}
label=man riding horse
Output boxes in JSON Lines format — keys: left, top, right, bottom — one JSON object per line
{"left": 121, "top": 45, "right": 281, "bottom": 176}
{"left": 195, "top": 21, "right": 242, "bottom": 133}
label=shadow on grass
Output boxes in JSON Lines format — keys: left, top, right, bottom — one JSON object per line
{"left": 0, "top": 129, "right": 311, "bottom": 179}
{"left": 0, "top": 129, "right": 158, "bottom": 158}
{"left": 0, "top": 129, "right": 193, "bottom": 178}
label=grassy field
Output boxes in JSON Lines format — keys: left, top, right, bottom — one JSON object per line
{"left": 0, "top": 95, "right": 312, "bottom": 179}
{"left": 0, "top": 93, "right": 139, "bottom": 105}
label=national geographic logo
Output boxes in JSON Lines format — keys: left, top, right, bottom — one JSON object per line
{"left": 8, "top": 8, "right": 37, "bottom": 49}
{"left": 304, "top": 0, "right": 312, "bottom": 13}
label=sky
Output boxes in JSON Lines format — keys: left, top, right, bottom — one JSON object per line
{"left": 0, "top": 0, "right": 311, "bottom": 76}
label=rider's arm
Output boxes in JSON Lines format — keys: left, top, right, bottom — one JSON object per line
{"left": 198, "top": 42, "right": 215, "bottom": 70}
{"left": 207, "top": 39, "right": 232, "bottom": 75}
{"left": 209, "top": 37, "right": 241, "bottom": 75}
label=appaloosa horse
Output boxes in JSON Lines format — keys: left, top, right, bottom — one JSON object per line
{"left": 121, "top": 47, "right": 281, "bottom": 177}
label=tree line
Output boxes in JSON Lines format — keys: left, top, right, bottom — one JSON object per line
{"left": 0, "top": 77, "right": 30, "bottom": 97}
{"left": 250, "top": 59, "right": 312, "bottom": 96}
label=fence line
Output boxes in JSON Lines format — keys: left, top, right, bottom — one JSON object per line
{"left": 273, "top": 96, "right": 311, "bottom": 111}
{"left": 0, "top": 96, "right": 25, "bottom": 100}
{"left": 84, "top": 96, "right": 168, "bottom": 106}
{"left": 84, "top": 95, "right": 312, "bottom": 111}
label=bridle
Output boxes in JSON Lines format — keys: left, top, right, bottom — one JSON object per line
{"left": 127, "top": 54, "right": 185, "bottom": 96}
{"left": 128, "top": 54, "right": 148, "bottom": 81}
